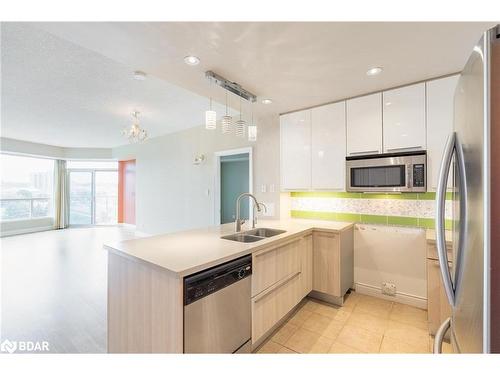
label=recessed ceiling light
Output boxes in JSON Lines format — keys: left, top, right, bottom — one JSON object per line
{"left": 261, "top": 99, "right": 273, "bottom": 104}
{"left": 133, "top": 70, "right": 147, "bottom": 80}
{"left": 184, "top": 55, "right": 200, "bottom": 66}
{"left": 366, "top": 67, "right": 383, "bottom": 76}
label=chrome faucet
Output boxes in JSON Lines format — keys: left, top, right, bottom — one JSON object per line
{"left": 235, "top": 193, "right": 263, "bottom": 232}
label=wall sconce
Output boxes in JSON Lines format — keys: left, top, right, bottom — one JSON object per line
{"left": 193, "top": 154, "right": 206, "bottom": 165}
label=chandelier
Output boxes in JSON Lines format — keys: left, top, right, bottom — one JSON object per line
{"left": 122, "top": 111, "right": 148, "bottom": 143}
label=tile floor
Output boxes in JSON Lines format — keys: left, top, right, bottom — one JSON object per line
{"left": 256, "top": 292, "right": 453, "bottom": 354}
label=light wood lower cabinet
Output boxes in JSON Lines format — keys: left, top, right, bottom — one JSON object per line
{"left": 300, "top": 234, "right": 313, "bottom": 299}
{"left": 252, "top": 271, "right": 302, "bottom": 343}
{"left": 251, "top": 228, "right": 353, "bottom": 345}
{"left": 251, "top": 236, "right": 301, "bottom": 297}
{"left": 312, "top": 229, "right": 354, "bottom": 299}
{"left": 427, "top": 242, "right": 453, "bottom": 336}
{"left": 313, "top": 231, "right": 340, "bottom": 296}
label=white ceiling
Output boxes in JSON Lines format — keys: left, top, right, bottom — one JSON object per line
{"left": 1, "top": 23, "right": 227, "bottom": 148}
{"left": 1, "top": 22, "right": 495, "bottom": 148}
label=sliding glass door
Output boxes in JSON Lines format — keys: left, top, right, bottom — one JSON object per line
{"left": 69, "top": 171, "right": 93, "bottom": 225}
{"left": 94, "top": 171, "right": 118, "bottom": 224}
{"left": 68, "top": 169, "right": 117, "bottom": 225}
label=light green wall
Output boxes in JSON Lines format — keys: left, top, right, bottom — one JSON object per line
{"left": 221, "top": 156, "right": 249, "bottom": 224}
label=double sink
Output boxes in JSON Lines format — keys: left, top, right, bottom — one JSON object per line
{"left": 221, "top": 228, "right": 287, "bottom": 243}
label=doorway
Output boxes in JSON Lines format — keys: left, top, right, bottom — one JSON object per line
{"left": 214, "top": 148, "right": 252, "bottom": 225}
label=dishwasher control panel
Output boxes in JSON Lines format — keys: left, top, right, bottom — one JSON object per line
{"left": 184, "top": 255, "right": 252, "bottom": 305}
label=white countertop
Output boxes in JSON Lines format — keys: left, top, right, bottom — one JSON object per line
{"left": 104, "top": 219, "right": 354, "bottom": 277}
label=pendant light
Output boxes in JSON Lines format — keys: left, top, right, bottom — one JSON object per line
{"left": 248, "top": 103, "right": 257, "bottom": 142}
{"left": 205, "top": 78, "right": 216, "bottom": 130}
{"left": 221, "top": 90, "right": 232, "bottom": 134}
{"left": 235, "top": 96, "right": 246, "bottom": 137}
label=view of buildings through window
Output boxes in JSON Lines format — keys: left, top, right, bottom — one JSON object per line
{"left": 67, "top": 161, "right": 118, "bottom": 225}
{"left": 0, "top": 155, "right": 119, "bottom": 225}
{"left": 0, "top": 154, "right": 55, "bottom": 221}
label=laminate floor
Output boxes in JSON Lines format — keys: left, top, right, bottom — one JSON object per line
{"left": 0, "top": 226, "right": 140, "bottom": 353}
{"left": 256, "top": 292, "right": 453, "bottom": 354}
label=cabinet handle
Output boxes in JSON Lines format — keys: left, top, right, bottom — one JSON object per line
{"left": 433, "top": 317, "right": 451, "bottom": 354}
{"left": 348, "top": 150, "right": 379, "bottom": 155}
{"left": 253, "top": 271, "right": 301, "bottom": 303}
{"left": 254, "top": 236, "right": 302, "bottom": 257}
{"left": 386, "top": 146, "right": 423, "bottom": 152}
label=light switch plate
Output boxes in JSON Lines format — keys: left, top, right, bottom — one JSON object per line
{"left": 261, "top": 184, "right": 267, "bottom": 193}
{"left": 269, "top": 184, "right": 275, "bottom": 193}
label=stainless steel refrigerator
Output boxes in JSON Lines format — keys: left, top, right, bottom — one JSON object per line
{"left": 434, "top": 25, "right": 499, "bottom": 354}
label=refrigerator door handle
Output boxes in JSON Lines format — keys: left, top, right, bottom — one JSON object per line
{"left": 434, "top": 317, "right": 452, "bottom": 354}
{"left": 436, "top": 132, "right": 456, "bottom": 306}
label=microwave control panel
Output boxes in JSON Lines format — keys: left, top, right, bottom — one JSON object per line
{"left": 413, "top": 164, "right": 425, "bottom": 188}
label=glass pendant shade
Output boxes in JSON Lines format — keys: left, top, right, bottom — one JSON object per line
{"left": 205, "top": 110, "right": 216, "bottom": 129}
{"left": 248, "top": 125, "right": 257, "bottom": 141}
{"left": 235, "top": 119, "right": 246, "bottom": 137}
{"left": 221, "top": 115, "right": 232, "bottom": 134}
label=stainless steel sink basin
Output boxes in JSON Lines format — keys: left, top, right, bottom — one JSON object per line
{"left": 220, "top": 233, "right": 265, "bottom": 243}
{"left": 243, "top": 228, "right": 287, "bottom": 238}
{"left": 221, "top": 228, "right": 287, "bottom": 243}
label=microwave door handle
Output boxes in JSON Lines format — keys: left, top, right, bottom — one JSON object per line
{"left": 434, "top": 317, "right": 452, "bottom": 353}
{"left": 435, "top": 132, "right": 456, "bottom": 307}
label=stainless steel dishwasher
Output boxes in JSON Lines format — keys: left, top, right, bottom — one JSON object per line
{"left": 183, "top": 255, "right": 252, "bottom": 353}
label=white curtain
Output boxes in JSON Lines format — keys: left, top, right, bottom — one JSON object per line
{"left": 54, "top": 159, "right": 69, "bottom": 229}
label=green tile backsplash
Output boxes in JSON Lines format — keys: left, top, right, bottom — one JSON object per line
{"left": 290, "top": 191, "right": 453, "bottom": 229}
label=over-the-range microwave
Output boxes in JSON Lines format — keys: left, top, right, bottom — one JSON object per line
{"left": 345, "top": 151, "right": 426, "bottom": 193}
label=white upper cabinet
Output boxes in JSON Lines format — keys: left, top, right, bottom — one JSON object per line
{"left": 382, "top": 83, "right": 426, "bottom": 153}
{"left": 426, "top": 75, "right": 459, "bottom": 190}
{"left": 311, "top": 102, "right": 346, "bottom": 190}
{"left": 280, "top": 110, "right": 311, "bottom": 190}
{"left": 346, "top": 93, "right": 383, "bottom": 156}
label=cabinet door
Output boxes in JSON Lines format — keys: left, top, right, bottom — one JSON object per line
{"left": 280, "top": 110, "right": 311, "bottom": 190}
{"left": 346, "top": 93, "right": 383, "bottom": 156}
{"left": 383, "top": 83, "right": 426, "bottom": 153}
{"left": 311, "top": 102, "right": 346, "bottom": 190}
{"left": 252, "top": 237, "right": 301, "bottom": 297}
{"left": 427, "top": 259, "right": 453, "bottom": 336}
{"left": 252, "top": 271, "right": 302, "bottom": 343}
{"left": 426, "top": 75, "right": 459, "bottom": 190}
{"left": 300, "top": 234, "right": 313, "bottom": 298}
{"left": 312, "top": 231, "right": 340, "bottom": 296}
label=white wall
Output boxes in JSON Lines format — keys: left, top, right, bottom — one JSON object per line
{"left": 112, "top": 114, "right": 281, "bottom": 235}
{"left": 0, "top": 137, "right": 112, "bottom": 159}
{"left": 354, "top": 224, "right": 427, "bottom": 308}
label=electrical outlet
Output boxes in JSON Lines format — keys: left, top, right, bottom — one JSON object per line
{"left": 381, "top": 282, "right": 396, "bottom": 296}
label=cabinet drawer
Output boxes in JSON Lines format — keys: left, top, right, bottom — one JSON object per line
{"left": 312, "top": 231, "right": 341, "bottom": 296}
{"left": 252, "top": 237, "right": 301, "bottom": 297}
{"left": 252, "top": 271, "right": 302, "bottom": 343}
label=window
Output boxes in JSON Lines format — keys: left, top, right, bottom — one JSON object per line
{"left": 67, "top": 161, "right": 118, "bottom": 225}
{"left": 0, "top": 154, "right": 55, "bottom": 221}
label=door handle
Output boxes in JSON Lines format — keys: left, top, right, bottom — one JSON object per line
{"left": 435, "top": 133, "right": 456, "bottom": 306}
{"left": 348, "top": 150, "right": 379, "bottom": 156}
{"left": 386, "top": 146, "right": 423, "bottom": 152}
{"left": 433, "top": 317, "right": 451, "bottom": 354}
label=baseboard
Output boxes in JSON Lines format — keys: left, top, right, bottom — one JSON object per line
{"left": 354, "top": 282, "right": 427, "bottom": 310}
{"left": 0, "top": 226, "right": 54, "bottom": 238}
